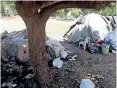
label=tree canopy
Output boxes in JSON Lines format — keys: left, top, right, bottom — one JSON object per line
{"left": 1, "top": 1, "right": 116, "bottom": 20}
{"left": 1, "top": 1, "right": 116, "bottom": 19}
{"left": 82, "top": 2, "right": 116, "bottom": 16}
{"left": 1, "top": 1, "right": 17, "bottom": 16}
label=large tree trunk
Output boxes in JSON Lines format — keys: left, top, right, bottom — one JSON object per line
{"left": 26, "top": 17, "right": 50, "bottom": 87}
{"left": 15, "top": 2, "right": 52, "bottom": 87}
{"left": 23, "top": 16, "right": 51, "bottom": 87}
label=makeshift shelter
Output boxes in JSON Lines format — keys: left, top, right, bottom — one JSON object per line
{"left": 65, "top": 13, "right": 113, "bottom": 43}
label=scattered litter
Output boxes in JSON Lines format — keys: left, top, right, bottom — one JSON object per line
{"left": 12, "top": 84, "right": 17, "bottom": 87}
{"left": 80, "top": 79, "right": 95, "bottom": 88}
{"left": 112, "top": 50, "right": 117, "bottom": 53}
{"left": 53, "top": 57, "right": 63, "bottom": 68}
{"left": 25, "top": 74, "right": 34, "bottom": 79}
{"left": 46, "top": 37, "right": 68, "bottom": 59}
{"left": 69, "top": 55, "right": 77, "bottom": 60}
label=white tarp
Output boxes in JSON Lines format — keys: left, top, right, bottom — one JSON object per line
{"left": 67, "top": 13, "right": 112, "bottom": 43}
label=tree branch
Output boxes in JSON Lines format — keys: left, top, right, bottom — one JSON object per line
{"left": 38, "top": 1, "right": 116, "bottom": 13}
{"left": 36, "top": 1, "right": 61, "bottom": 9}
{"left": 37, "top": 1, "right": 104, "bottom": 21}
{"left": 41, "top": 1, "right": 104, "bottom": 12}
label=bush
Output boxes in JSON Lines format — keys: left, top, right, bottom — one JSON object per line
{"left": 82, "top": 2, "right": 116, "bottom": 16}
{"left": 71, "top": 8, "right": 79, "bottom": 18}
{"left": 1, "top": 1, "right": 18, "bottom": 17}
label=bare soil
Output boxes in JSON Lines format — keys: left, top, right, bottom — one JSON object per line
{"left": 50, "top": 42, "right": 116, "bottom": 88}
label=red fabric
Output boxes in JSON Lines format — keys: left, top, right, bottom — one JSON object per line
{"left": 95, "top": 40, "right": 104, "bottom": 44}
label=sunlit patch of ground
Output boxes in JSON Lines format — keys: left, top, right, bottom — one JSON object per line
{"left": 1, "top": 16, "right": 74, "bottom": 41}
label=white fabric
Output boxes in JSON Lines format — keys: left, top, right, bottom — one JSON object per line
{"left": 46, "top": 37, "right": 68, "bottom": 58}
{"left": 67, "top": 13, "right": 112, "bottom": 43}
{"left": 84, "top": 13, "right": 111, "bottom": 40}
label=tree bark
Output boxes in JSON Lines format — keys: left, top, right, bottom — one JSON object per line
{"left": 26, "top": 17, "right": 50, "bottom": 86}
{"left": 16, "top": 2, "right": 52, "bottom": 87}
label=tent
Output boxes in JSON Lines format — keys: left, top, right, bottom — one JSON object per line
{"left": 64, "top": 13, "right": 112, "bottom": 43}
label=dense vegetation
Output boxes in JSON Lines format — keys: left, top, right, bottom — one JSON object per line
{"left": 1, "top": 1, "right": 18, "bottom": 16}
{"left": 1, "top": 1, "right": 116, "bottom": 20}
{"left": 55, "top": 2, "right": 116, "bottom": 20}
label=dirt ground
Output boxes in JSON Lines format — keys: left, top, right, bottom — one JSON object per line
{"left": 1, "top": 16, "right": 116, "bottom": 88}
{"left": 1, "top": 41, "right": 116, "bottom": 88}
{"left": 49, "top": 41, "right": 116, "bottom": 88}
